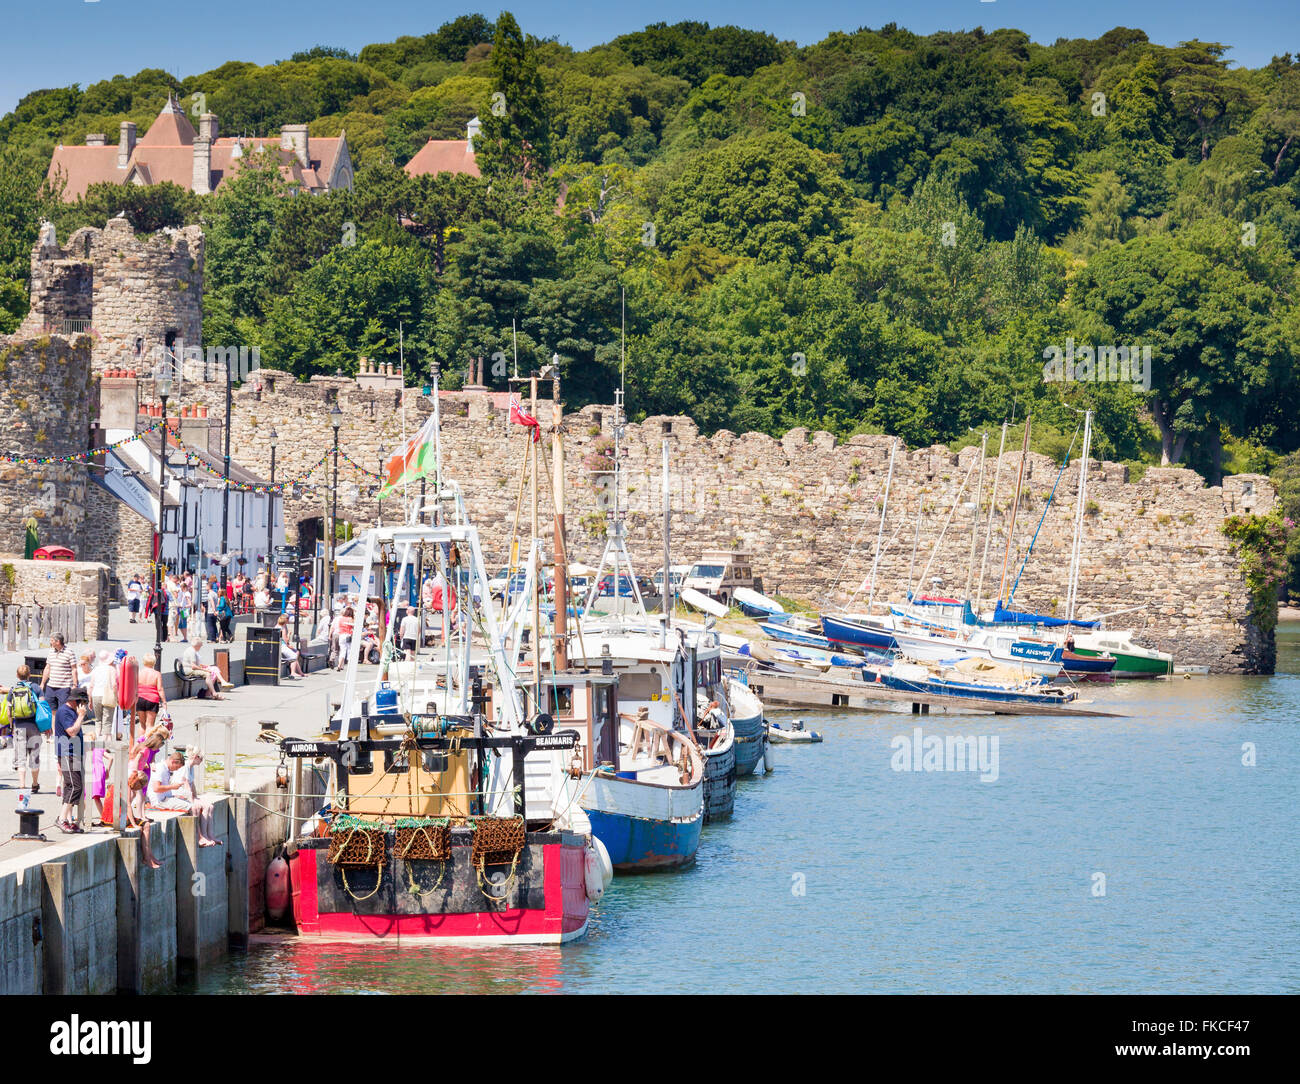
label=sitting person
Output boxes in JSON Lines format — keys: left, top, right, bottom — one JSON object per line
{"left": 181, "top": 638, "right": 226, "bottom": 700}
{"left": 276, "top": 615, "right": 305, "bottom": 678}
{"left": 147, "top": 749, "right": 222, "bottom": 846}
{"left": 697, "top": 699, "right": 725, "bottom": 747}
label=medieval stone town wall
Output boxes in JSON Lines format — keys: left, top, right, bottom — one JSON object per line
{"left": 20, "top": 217, "right": 203, "bottom": 376}
{"left": 0, "top": 335, "right": 92, "bottom": 557}
{"left": 141, "top": 369, "right": 1275, "bottom": 673}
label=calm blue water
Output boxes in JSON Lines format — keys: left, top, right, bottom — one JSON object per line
{"left": 190, "top": 624, "right": 1300, "bottom": 994}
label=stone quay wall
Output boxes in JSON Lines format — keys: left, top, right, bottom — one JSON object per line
{"left": 0, "top": 765, "right": 308, "bottom": 995}
{"left": 150, "top": 371, "right": 1275, "bottom": 673}
{"left": 0, "top": 335, "right": 93, "bottom": 558}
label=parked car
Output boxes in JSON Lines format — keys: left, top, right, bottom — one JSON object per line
{"left": 596, "top": 574, "right": 638, "bottom": 598}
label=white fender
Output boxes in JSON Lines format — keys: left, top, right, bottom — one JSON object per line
{"left": 762, "top": 739, "right": 775, "bottom": 773}
{"left": 594, "top": 835, "right": 613, "bottom": 891}
{"left": 584, "top": 837, "right": 612, "bottom": 903}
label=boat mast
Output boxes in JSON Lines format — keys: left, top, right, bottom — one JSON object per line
{"left": 964, "top": 430, "right": 987, "bottom": 599}
{"left": 552, "top": 361, "right": 567, "bottom": 671}
{"left": 661, "top": 434, "right": 672, "bottom": 646}
{"left": 906, "top": 496, "right": 922, "bottom": 599}
{"left": 996, "top": 416, "right": 1032, "bottom": 605}
{"left": 530, "top": 370, "right": 542, "bottom": 714}
{"left": 865, "top": 437, "right": 897, "bottom": 615}
{"left": 976, "top": 420, "right": 1008, "bottom": 609}
{"left": 1066, "top": 410, "right": 1092, "bottom": 623}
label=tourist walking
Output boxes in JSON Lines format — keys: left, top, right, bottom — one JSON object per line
{"left": 4, "top": 665, "right": 44, "bottom": 793}
{"left": 126, "top": 573, "right": 143, "bottom": 623}
{"left": 216, "top": 590, "right": 234, "bottom": 642}
{"left": 204, "top": 577, "right": 220, "bottom": 642}
{"left": 87, "top": 650, "right": 116, "bottom": 732}
{"left": 41, "top": 633, "right": 79, "bottom": 714}
{"left": 135, "top": 654, "right": 166, "bottom": 731}
{"left": 55, "top": 688, "right": 89, "bottom": 833}
{"left": 177, "top": 580, "right": 191, "bottom": 641}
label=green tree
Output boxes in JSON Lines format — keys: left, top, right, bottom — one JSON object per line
{"left": 656, "top": 131, "right": 853, "bottom": 268}
{"left": 475, "top": 12, "right": 551, "bottom": 180}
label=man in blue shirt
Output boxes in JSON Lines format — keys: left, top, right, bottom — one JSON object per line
{"left": 55, "top": 688, "right": 88, "bottom": 833}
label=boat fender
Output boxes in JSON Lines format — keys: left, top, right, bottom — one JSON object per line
{"left": 584, "top": 838, "right": 612, "bottom": 903}
{"left": 265, "top": 855, "right": 291, "bottom": 922}
{"left": 762, "top": 739, "right": 774, "bottom": 774}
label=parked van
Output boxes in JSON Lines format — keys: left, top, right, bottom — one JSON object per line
{"left": 683, "top": 551, "right": 762, "bottom": 606}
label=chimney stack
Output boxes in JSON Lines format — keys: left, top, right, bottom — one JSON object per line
{"left": 192, "top": 139, "right": 212, "bottom": 195}
{"left": 467, "top": 116, "right": 481, "bottom": 153}
{"left": 280, "top": 124, "right": 310, "bottom": 167}
{"left": 118, "top": 121, "right": 136, "bottom": 169}
{"left": 85, "top": 133, "right": 107, "bottom": 147}
{"left": 199, "top": 113, "right": 218, "bottom": 142}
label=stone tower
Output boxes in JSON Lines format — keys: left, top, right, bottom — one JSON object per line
{"left": 0, "top": 334, "right": 93, "bottom": 554}
{"left": 19, "top": 217, "right": 204, "bottom": 376}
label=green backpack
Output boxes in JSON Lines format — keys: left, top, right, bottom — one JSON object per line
{"left": 7, "top": 682, "right": 37, "bottom": 720}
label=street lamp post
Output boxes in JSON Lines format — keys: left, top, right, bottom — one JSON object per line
{"left": 219, "top": 352, "right": 233, "bottom": 590}
{"left": 266, "top": 428, "right": 277, "bottom": 575}
{"left": 329, "top": 404, "right": 342, "bottom": 608}
{"left": 155, "top": 374, "right": 172, "bottom": 671}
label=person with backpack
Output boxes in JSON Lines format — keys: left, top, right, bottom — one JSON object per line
{"left": 216, "top": 590, "right": 234, "bottom": 642}
{"left": 4, "top": 664, "right": 45, "bottom": 793}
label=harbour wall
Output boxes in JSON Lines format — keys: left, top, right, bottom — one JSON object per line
{"left": 142, "top": 371, "right": 1275, "bottom": 674}
{"left": 0, "top": 767, "right": 308, "bottom": 995}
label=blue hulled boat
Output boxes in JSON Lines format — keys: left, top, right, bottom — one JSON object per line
{"left": 821, "top": 613, "right": 899, "bottom": 652}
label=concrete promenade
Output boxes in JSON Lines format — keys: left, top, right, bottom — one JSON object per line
{"left": 0, "top": 604, "right": 339, "bottom": 993}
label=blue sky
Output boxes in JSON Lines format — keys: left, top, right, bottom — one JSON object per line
{"left": 3, "top": 0, "right": 1297, "bottom": 116}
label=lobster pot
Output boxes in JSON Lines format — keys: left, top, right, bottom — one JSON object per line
{"left": 327, "top": 816, "right": 388, "bottom": 867}
{"left": 470, "top": 816, "right": 526, "bottom": 866}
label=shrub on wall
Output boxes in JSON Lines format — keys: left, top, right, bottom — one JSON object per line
{"left": 1221, "top": 509, "right": 1294, "bottom": 635}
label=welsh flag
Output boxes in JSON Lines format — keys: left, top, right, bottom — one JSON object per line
{"left": 378, "top": 414, "right": 439, "bottom": 499}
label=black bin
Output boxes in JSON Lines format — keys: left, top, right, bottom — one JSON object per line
{"left": 244, "top": 626, "right": 281, "bottom": 686}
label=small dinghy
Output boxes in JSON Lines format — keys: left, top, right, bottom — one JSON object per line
{"left": 766, "top": 718, "right": 823, "bottom": 744}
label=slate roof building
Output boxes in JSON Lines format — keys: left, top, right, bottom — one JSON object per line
{"left": 47, "top": 94, "right": 353, "bottom": 199}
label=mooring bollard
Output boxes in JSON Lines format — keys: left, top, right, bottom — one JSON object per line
{"left": 14, "top": 799, "right": 46, "bottom": 841}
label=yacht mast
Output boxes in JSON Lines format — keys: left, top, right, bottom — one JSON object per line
{"left": 976, "top": 420, "right": 1008, "bottom": 609}
{"left": 1066, "top": 410, "right": 1093, "bottom": 623}
{"left": 996, "top": 416, "right": 1032, "bottom": 605}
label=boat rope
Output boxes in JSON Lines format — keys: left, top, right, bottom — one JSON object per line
{"left": 476, "top": 849, "right": 521, "bottom": 902}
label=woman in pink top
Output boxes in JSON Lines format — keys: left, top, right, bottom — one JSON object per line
{"left": 135, "top": 653, "right": 167, "bottom": 730}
